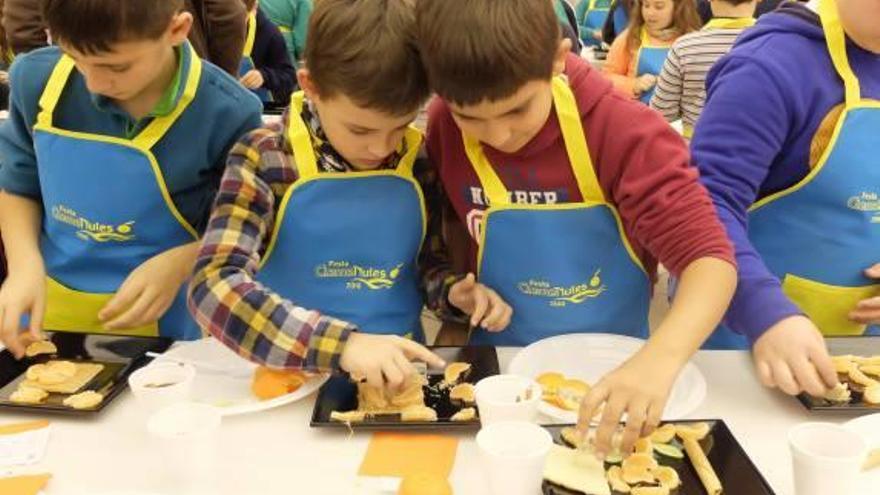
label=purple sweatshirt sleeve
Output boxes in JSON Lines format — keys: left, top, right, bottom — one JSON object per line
{"left": 691, "top": 54, "right": 803, "bottom": 344}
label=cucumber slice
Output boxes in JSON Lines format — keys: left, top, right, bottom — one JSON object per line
{"left": 653, "top": 443, "right": 684, "bottom": 459}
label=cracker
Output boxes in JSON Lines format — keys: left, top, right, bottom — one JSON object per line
{"left": 62, "top": 390, "right": 104, "bottom": 409}
{"left": 23, "top": 362, "right": 105, "bottom": 394}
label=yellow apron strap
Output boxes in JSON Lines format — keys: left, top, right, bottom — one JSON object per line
{"left": 394, "top": 127, "right": 423, "bottom": 178}
{"left": 36, "top": 55, "right": 77, "bottom": 129}
{"left": 703, "top": 17, "right": 756, "bottom": 30}
{"left": 464, "top": 76, "right": 604, "bottom": 207}
{"left": 244, "top": 12, "right": 257, "bottom": 58}
{"left": 819, "top": 0, "right": 860, "bottom": 107}
{"left": 553, "top": 77, "right": 605, "bottom": 204}
{"left": 287, "top": 91, "right": 321, "bottom": 179}
{"left": 589, "top": 0, "right": 598, "bottom": 9}
{"left": 133, "top": 44, "right": 203, "bottom": 151}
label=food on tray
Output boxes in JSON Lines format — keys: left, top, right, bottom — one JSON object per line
{"left": 682, "top": 435, "right": 722, "bottom": 495}
{"left": 250, "top": 367, "right": 307, "bottom": 400}
{"left": 606, "top": 465, "right": 630, "bottom": 493}
{"left": 813, "top": 355, "right": 880, "bottom": 405}
{"left": 621, "top": 453, "right": 658, "bottom": 485}
{"left": 537, "top": 372, "right": 590, "bottom": 411}
{"left": 544, "top": 443, "right": 611, "bottom": 495}
{"left": 675, "top": 422, "right": 710, "bottom": 441}
{"left": 62, "top": 390, "right": 104, "bottom": 409}
{"left": 649, "top": 424, "right": 677, "bottom": 444}
{"left": 630, "top": 487, "right": 670, "bottom": 495}
{"left": 450, "top": 407, "right": 476, "bottom": 422}
{"left": 9, "top": 385, "right": 49, "bottom": 404}
{"left": 449, "top": 383, "right": 475, "bottom": 403}
{"left": 23, "top": 362, "right": 104, "bottom": 394}
{"left": 24, "top": 340, "right": 57, "bottom": 358}
{"left": 443, "top": 362, "right": 471, "bottom": 387}
{"left": 331, "top": 374, "right": 437, "bottom": 423}
{"left": 652, "top": 465, "right": 681, "bottom": 490}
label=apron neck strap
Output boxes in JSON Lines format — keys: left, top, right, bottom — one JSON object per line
{"left": 243, "top": 11, "right": 257, "bottom": 58}
{"left": 819, "top": 0, "right": 861, "bottom": 107}
{"left": 134, "top": 44, "right": 202, "bottom": 150}
{"left": 37, "top": 44, "right": 202, "bottom": 151}
{"left": 286, "top": 92, "right": 423, "bottom": 179}
{"left": 703, "top": 17, "right": 756, "bottom": 30}
{"left": 463, "top": 76, "right": 605, "bottom": 207}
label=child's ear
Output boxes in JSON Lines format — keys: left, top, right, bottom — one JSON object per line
{"left": 553, "top": 39, "right": 572, "bottom": 76}
{"left": 167, "top": 11, "right": 194, "bottom": 46}
{"left": 297, "top": 69, "right": 319, "bottom": 100}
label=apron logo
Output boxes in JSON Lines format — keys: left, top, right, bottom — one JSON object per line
{"left": 847, "top": 192, "right": 880, "bottom": 223}
{"left": 51, "top": 205, "right": 136, "bottom": 242}
{"left": 517, "top": 269, "right": 606, "bottom": 307}
{"left": 315, "top": 261, "right": 404, "bottom": 290}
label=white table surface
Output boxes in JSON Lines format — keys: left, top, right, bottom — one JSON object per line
{"left": 0, "top": 349, "right": 866, "bottom": 495}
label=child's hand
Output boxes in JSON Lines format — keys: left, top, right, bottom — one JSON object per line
{"left": 849, "top": 264, "right": 880, "bottom": 324}
{"left": 99, "top": 243, "right": 197, "bottom": 330}
{"left": 339, "top": 333, "right": 446, "bottom": 389}
{"left": 576, "top": 351, "right": 679, "bottom": 458}
{"left": 447, "top": 273, "right": 512, "bottom": 332}
{"left": 239, "top": 70, "right": 265, "bottom": 90}
{"left": 0, "top": 262, "right": 46, "bottom": 358}
{"left": 753, "top": 315, "right": 838, "bottom": 396}
{"left": 592, "top": 30, "right": 603, "bottom": 41}
{"left": 635, "top": 74, "right": 657, "bottom": 94}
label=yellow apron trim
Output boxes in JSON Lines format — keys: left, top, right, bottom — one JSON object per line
{"left": 703, "top": 17, "right": 756, "bottom": 30}
{"left": 588, "top": 0, "right": 609, "bottom": 11}
{"left": 751, "top": 0, "right": 880, "bottom": 212}
{"left": 682, "top": 124, "right": 694, "bottom": 139}
{"left": 262, "top": 95, "right": 427, "bottom": 267}
{"left": 133, "top": 44, "right": 203, "bottom": 151}
{"left": 30, "top": 126, "right": 200, "bottom": 240}
{"left": 781, "top": 273, "right": 878, "bottom": 336}
{"left": 819, "top": 0, "right": 860, "bottom": 107}
{"left": 36, "top": 56, "right": 76, "bottom": 129}
{"left": 244, "top": 11, "right": 257, "bottom": 58}
{"left": 463, "top": 77, "right": 604, "bottom": 205}
{"left": 277, "top": 25, "right": 292, "bottom": 33}
{"left": 43, "top": 277, "right": 158, "bottom": 335}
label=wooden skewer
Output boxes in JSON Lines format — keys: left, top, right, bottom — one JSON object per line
{"left": 682, "top": 436, "right": 723, "bottom": 495}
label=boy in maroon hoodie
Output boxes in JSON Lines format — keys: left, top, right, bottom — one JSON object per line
{"left": 417, "top": 0, "right": 737, "bottom": 455}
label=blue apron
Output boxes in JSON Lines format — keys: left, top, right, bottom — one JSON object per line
{"left": 709, "top": 0, "right": 880, "bottom": 348}
{"left": 240, "top": 12, "right": 273, "bottom": 104}
{"left": 634, "top": 29, "right": 671, "bottom": 104}
{"left": 32, "top": 45, "right": 203, "bottom": 340}
{"left": 255, "top": 92, "right": 427, "bottom": 340}
{"left": 465, "top": 77, "right": 651, "bottom": 346}
{"left": 579, "top": 0, "right": 612, "bottom": 48}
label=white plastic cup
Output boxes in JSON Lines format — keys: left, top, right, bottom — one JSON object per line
{"left": 147, "top": 402, "right": 222, "bottom": 494}
{"left": 475, "top": 374, "right": 542, "bottom": 426}
{"left": 128, "top": 362, "right": 196, "bottom": 415}
{"left": 789, "top": 422, "right": 868, "bottom": 495}
{"left": 476, "top": 421, "right": 553, "bottom": 495}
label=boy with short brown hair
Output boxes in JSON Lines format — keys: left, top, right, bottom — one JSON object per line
{"left": 189, "top": 0, "right": 509, "bottom": 388}
{"left": 417, "top": 0, "right": 736, "bottom": 454}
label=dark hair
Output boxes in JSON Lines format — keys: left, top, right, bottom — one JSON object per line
{"left": 41, "top": 0, "right": 185, "bottom": 55}
{"left": 304, "top": 0, "right": 429, "bottom": 116}
{"left": 415, "top": 0, "right": 561, "bottom": 106}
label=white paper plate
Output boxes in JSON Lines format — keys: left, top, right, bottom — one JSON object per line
{"left": 153, "top": 337, "right": 328, "bottom": 416}
{"left": 507, "top": 333, "right": 706, "bottom": 423}
{"left": 844, "top": 413, "right": 880, "bottom": 492}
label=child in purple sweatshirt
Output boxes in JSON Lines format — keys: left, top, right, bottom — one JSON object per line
{"left": 692, "top": 0, "right": 880, "bottom": 396}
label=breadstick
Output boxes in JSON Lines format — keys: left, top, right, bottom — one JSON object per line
{"left": 682, "top": 436, "right": 722, "bottom": 495}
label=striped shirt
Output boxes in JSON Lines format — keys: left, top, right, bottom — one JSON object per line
{"left": 650, "top": 23, "right": 751, "bottom": 132}
{"left": 187, "top": 101, "right": 461, "bottom": 372}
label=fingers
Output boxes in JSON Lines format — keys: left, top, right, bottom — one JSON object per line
{"left": 103, "top": 287, "right": 153, "bottom": 330}
{"left": 365, "top": 366, "right": 384, "bottom": 389}
{"left": 397, "top": 338, "right": 446, "bottom": 368}
{"left": 594, "top": 394, "right": 626, "bottom": 457}
{"left": 849, "top": 298, "right": 880, "bottom": 323}
{"left": 619, "top": 399, "right": 649, "bottom": 455}
{"left": 381, "top": 356, "right": 406, "bottom": 391}
{"left": 577, "top": 384, "right": 608, "bottom": 434}
{"left": 99, "top": 277, "right": 142, "bottom": 322}
{"left": 770, "top": 359, "right": 801, "bottom": 395}
{"left": 791, "top": 356, "right": 828, "bottom": 397}
{"left": 865, "top": 264, "right": 880, "bottom": 279}
{"left": 756, "top": 359, "right": 775, "bottom": 388}
{"left": 808, "top": 343, "right": 839, "bottom": 389}
{"left": 479, "top": 289, "right": 511, "bottom": 332}
{"left": 28, "top": 292, "right": 45, "bottom": 340}
{"left": 469, "top": 287, "right": 488, "bottom": 328}
{"left": 641, "top": 402, "right": 663, "bottom": 439}
{"left": 1, "top": 304, "right": 26, "bottom": 358}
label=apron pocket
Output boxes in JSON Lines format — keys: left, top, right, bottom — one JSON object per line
{"left": 781, "top": 274, "right": 879, "bottom": 336}
{"left": 43, "top": 277, "right": 158, "bottom": 336}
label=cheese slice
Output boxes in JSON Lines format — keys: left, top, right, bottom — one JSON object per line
{"left": 543, "top": 444, "right": 611, "bottom": 495}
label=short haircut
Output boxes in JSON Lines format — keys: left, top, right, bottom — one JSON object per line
{"left": 42, "top": 0, "right": 184, "bottom": 55}
{"left": 415, "top": 0, "right": 561, "bottom": 106}
{"left": 304, "top": 0, "right": 430, "bottom": 116}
